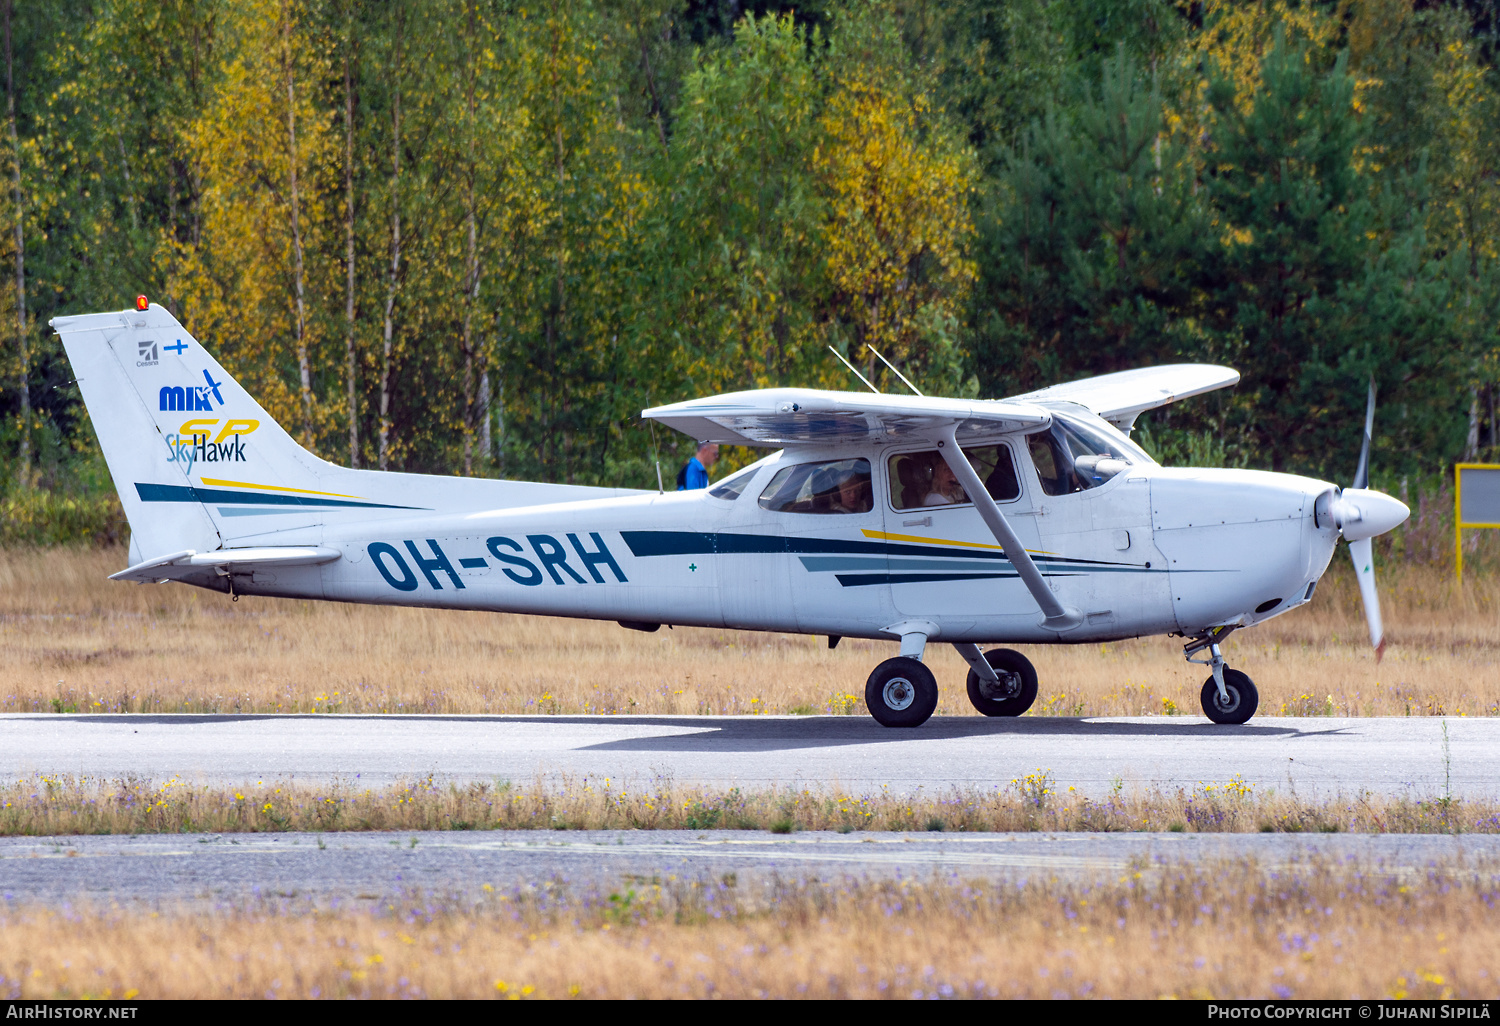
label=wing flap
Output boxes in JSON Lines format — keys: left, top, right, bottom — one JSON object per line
{"left": 110, "top": 546, "right": 341, "bottom": 583}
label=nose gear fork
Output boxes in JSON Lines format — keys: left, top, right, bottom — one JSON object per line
{"left": 1209, "top": 645, "right": 1226, "bottom": 701}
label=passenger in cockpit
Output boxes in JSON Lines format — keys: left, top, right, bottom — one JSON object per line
{"left": 831, "top": 465, "right": 873, "bottom": 513}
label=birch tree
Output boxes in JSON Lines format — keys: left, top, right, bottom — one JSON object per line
{"left": 173, "top": 0, "right": 337, "bottom": 448}
{"left": 813, "top": 7, "right": 976, "bottom": 392}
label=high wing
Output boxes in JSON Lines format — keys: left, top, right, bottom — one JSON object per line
{"left": 1006, "top": 364, "right": 1239, "bottom": 432}
{"left": 642, "top": 388, "right": 1051, "bottom": 447}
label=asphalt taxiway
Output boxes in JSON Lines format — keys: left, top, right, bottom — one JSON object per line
{"left": 1, "top": 713, "right": 1493, "bottom": 797}
{"left": 3, "top": 830, "right": 1496, "bottom": 906}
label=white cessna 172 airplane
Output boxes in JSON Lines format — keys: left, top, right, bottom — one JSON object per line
{"left": 53, "top": 299, "right": 1411, "bottom": 728}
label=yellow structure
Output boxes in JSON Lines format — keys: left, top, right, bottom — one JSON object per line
{"left": 1455, "top": 463, "right": 1500, "bottom": 581}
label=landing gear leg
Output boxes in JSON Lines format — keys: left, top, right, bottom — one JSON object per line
{"left": 865, "top": 623, "right": 939, "bottom": 728}
{"left": 955, "top": 644, "right": 1038, "bottom": 717}
{"left": 1184, "top": 627, "right": 1258, "bottom": 724}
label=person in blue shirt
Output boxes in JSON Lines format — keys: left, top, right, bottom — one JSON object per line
{"left": 676, "top": 441, "right": 719, "bottom": 490}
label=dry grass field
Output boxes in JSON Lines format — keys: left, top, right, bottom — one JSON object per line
{"left": 3, "top": 769, "right": 1494, "bottom": 835}
{"left": 3, "top": 550, "right": 1497, "bottom": 1001}
{"left": 2, "top": 546, "right": 1498, "bottom": 718}
{"left": 1, "top": 856, "right": 1494, "bottom": 999}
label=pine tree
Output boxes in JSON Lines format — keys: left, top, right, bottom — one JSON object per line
{"left": 1202, "top": 29, "right": 1464, "bottom": 478}
{"left": 974, "top": 48, "right": 1207, "bottom": 395}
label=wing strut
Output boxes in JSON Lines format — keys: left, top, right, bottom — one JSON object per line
{"left": 937, "top": 429, "right": 1083, "bottom": 632}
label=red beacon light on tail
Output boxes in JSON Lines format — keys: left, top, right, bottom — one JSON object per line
{"left": 135, "top": 295, "right": 148, "bottom": 311}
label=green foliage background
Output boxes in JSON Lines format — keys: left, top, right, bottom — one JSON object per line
{"left": 2, "top": 0, "right": 1498, "bottom": 550}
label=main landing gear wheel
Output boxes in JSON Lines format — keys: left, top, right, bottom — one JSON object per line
{"left": 1201, "top": 669, "right": 1258, "bottom": 725}
{"left": 965, "top": 648, "right": 1039, "bottom": 717}
{"left": 865, "top": 657, "right": 939, "bottom": 728}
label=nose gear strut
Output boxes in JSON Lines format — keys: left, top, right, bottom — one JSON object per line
{"left": 1184, "top": 626, "right": 1236, "bottom": 701}
{"left": 1183, "top": 626, "right": 1259, "bottom": 724}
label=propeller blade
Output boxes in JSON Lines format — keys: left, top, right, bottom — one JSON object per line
{"left": 1347, "top": 535, "right": 1385, "bottom": 661}
{"left": 1352, "top": 377, "right": 1375, "bottom": 490}
{"left": 1346, "top": 378, "right": 1390, "bottom": 660}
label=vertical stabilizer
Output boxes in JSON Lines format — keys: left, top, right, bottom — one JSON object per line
{"left": 52, "top": 303, "right": 343, "bottom": 557}
{"left": 53, "top": 303, "right": 645, "bottom": 563}
{"left": 52, "top": 305, "right": 231, "bottom": 559}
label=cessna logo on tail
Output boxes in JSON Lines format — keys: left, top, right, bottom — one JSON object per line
{"left": 159, "top": 369, "right": 227, "bottom": 411}
{"left": 136, "top": 340, "right": 159, "bottom": 367}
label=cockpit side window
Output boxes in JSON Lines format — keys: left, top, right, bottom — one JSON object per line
{"left": 1026, "top": 416, "right": 1134, "bottom": 496}
{"left": 887, "top": 445, "right": 1020, "bottom": 511}
{"left": 758, "top": 457, "right": 873, "bottom": 514}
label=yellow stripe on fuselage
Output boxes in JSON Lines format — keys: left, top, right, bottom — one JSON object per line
{"left": 197, "top": 477, "right": 365, "bottom": 499}
{"left": 861, "top": 528, "right": 1052, "bottom": 556}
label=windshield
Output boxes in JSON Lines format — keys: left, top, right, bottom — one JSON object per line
{"left": 1027, "top": 415, "right": 1138, "bottom": 496}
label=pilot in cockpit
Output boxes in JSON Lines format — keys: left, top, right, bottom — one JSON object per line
{"left": 924, "top": 459, "right": 967, "bottom": 506}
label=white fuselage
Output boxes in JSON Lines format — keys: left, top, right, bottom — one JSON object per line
{"left": 210, "top": 444, "right": 1341, "bottom": 646}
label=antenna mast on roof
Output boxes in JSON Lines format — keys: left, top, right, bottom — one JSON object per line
{"left": 864, "top": 344, "right": 924, "bottom": 397}
{"left": 827, "top": 346, "right": 881, "bottom": 394}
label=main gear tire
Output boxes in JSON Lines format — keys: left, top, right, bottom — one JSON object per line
{"left": 1200, "top": 669, "right": 1258, "bottom": 725}
{"left": 965, "top": 648, "right": 1039, "bottom": 717}
{"left": 865, "top": 657, "right": 939, "bottom": 728}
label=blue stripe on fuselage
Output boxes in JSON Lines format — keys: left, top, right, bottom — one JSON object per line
{"left": 619, "top": 529, "right": 1149, "bottom": 572}
{"left": 136, "top": 482, "right": 425, "bottom": 510}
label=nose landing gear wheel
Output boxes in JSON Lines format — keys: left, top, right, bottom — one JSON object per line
{"left": 1201, "top": 669, "right": 1258, "bottom": 724}
{"left": 865, "top": 657, "right": 939, "bottom": 728}
{"left": 965, "top": 648, "right": 1039, "bottom": 717}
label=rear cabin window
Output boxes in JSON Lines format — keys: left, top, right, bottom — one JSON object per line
{"left": 707, "top": 466, "right": 757, "bottom": 500}
{"left": 887, "top": 445, "right": 1020, "bottom": 511}
{"left": 758, "top": 458, "right": 873, "bottom": 514}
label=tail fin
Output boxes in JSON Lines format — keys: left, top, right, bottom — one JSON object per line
{"left": 52, "top": 303, "right": 347, "bottom": 559}
{"left": 53, "top": 303, "right": 640, "bottom": 563}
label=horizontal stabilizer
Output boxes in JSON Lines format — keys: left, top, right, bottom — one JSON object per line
{"left": 1007, "top": 365, "right": 1240, "bottom": 432}
{"left": 110, "top": 546, "right": 341, "bottom": 584}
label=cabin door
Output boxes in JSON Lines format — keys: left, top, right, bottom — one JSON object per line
{"left": 882, "top": 439, "right": 1043, "bottom": 623}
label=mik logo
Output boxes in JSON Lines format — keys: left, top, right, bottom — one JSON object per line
{"left": 368, "top": 535, "right": 628, "bottom": 592}
{"left": 159, "top": 369, "right": 226, "bottom": 411}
